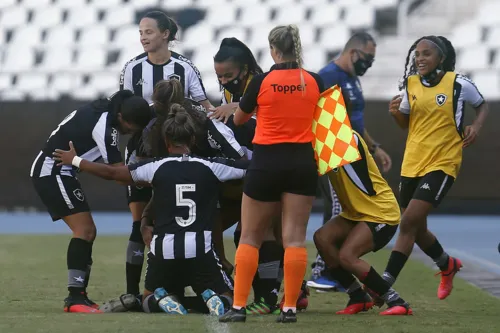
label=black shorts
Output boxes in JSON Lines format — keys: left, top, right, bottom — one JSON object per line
{"left": 126, "top": 184, "right": 153, "bottom": 204}
{"left": 144, "top": 250, "right": 233, "bottom": 296}
{"left": 366, "top": 222, "right": 398, "bottom": 252}
{"left": 399, "top": 170, "right": 455, "bottom": 209}
{"left": 32, "top": 175, "right": 90, "bottom": 221}
{"left": 243, "top": 143, "right": 318, "bottom": 202}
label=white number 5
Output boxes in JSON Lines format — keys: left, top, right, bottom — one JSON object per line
{"left": 175, "top": 184, "right": 196, "bottom": 227}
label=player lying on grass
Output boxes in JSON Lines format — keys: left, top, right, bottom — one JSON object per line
{"left": 314, "top": 132, "right": 412, "bottom": 315}
{"left": 54, "top": 101, "right": 250, "bottom": 315}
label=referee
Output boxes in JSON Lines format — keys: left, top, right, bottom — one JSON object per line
{"left": 119, "top": 10, "right": 213, "bottom": 298}
{"left": 220, "top": 25, "right": 324, "bottom": 324}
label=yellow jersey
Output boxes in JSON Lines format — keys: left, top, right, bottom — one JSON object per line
{"left": 400, "top": 72, "right": 485, "bottom": 178}
{"left": 327, "top": 131, "right": 400, "bottom": 225}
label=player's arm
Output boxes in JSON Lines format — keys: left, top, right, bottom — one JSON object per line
{"left": 234, "top": 74, "right": 265, "bottom": 125}
{"left": 186, "top": 63, "right": 214, "bottom": 110}
{"left": 458, "top": 75, "right": 489, "bottom": 148}
{"left": 209, "top": 157, "right": 250, "bottom": 181}
{"left": 53, "top": 142, "right": 135, "bottom": 184}
{"left": 389, "top": 92, "right": 410, "bottom": 129}
{"left": 119, "top": 60, "right": 134, "bottom": 91}
{"left": 140, "top": 195, "right": 155, "bottom": 247}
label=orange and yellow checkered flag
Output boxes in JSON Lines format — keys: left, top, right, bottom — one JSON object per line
{"left": 312, "top": 85, "right": 361, "bottom": 175}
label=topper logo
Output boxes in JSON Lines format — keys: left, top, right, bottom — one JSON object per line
{"left": 271, "top": 84, "right": 306, "bottom": 94}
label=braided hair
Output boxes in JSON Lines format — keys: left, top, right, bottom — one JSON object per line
{"left": 399, "top": 35, "right": 456, "bottom": 90}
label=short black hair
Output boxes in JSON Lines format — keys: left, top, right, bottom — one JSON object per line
{"left": 344, "top": 32, "right": 377, "bottom": 52}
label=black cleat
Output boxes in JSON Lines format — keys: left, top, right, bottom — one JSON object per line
{"left": 276, "top": 309, "right": 297, "bottom": 323}
{"left": 218, "top": 307, "right": 246, "bottom": 322}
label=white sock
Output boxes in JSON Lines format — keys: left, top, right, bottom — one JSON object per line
{"left": 233, "top": 305, "right": 242, "bottom": 310}
{"left": 282, "top": 306, "right": 296, "bottom": 313}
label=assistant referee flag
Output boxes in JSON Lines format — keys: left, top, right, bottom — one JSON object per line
{"left": 313, "top": 85, "right": 361, "bottom": 175}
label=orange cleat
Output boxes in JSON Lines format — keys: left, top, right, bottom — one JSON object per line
{"left": 64, "top": 304, "right": 103, "bottom": 313}
{"left": 336, "top": 301, "right": 374, "bottom": 315}
{"left": 379, "top": 304, "right": 413, "bottom": 316}
{"left": 64, "top": 293, "right": 102, "bottom": 313}
{"left": 436, "top": 257, "right": 463, "bottom": 300}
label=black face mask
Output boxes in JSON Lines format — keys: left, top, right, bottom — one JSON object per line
{"left": 353, "top": 51, "right": 374, "bottom": 77}
{"left": 221, "top": 70, "right": 244, "bottom": 95}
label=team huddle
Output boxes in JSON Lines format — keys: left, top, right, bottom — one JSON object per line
{"left": 31, "top": 10, "right": 489, "bottom": 324}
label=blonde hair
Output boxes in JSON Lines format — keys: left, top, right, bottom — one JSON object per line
{"left": 268, "top": 24, "right": 305, "bottom": 93}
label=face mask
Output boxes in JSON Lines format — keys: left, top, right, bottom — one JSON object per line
{"left": 221, "top": 70, "right": 243, "bottom": 94}
{"left": 353, "top": 51, "right": 374, "bottom": 77}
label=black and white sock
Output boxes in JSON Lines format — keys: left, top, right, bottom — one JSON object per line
{"left": 67, "top": 238, "right": 92, "bottom": 296}
{"left": 126, "top": 221, "right": 146, "bottom": 296}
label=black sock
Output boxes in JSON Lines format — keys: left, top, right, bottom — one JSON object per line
{"left": 360, "top": 267, "right": 391, "bottom": 296}
{"left": 383, "top": 251, "right": 409, "bottom": 285}
{"left": 422, "top": 239, "right": 449, "bottom": 271}
{"left": 142, "top": 294, "right": 161, "bottom": 313}
{"left": 329, "top": 267, "right": 356, "bottom": 289}
{"left": 67, "top": 238, "right": 92, "bottom": 296}
{"left": 233, "top": 230, "right": 241, "bottom": 248}
{"left": 126, "top": 221, "right": 145, "bottom": 295}
{"left": 252, "top": 241, "right": 283, "bottom": 305}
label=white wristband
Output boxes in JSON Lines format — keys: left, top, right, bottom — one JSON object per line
{"left": 72, "top": 156, "right": 82, "bottom": 168}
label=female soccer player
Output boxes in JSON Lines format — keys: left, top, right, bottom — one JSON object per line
{"left": 30, "top": 90, "right": 151, "bottom": 313}
{"left": 314, "top": 131, "right": 412, "bottom": 315}
{"left": 383, "top": 36, "right": 489, "bottom": 300}
{"left": 53, "top": 102, "right": 248, "bottom": 316}
{"left": 220, "top": 25, "right": 323, "bottom": 324}
{"left": 119, "top": 10, "right": 213, "bottom": 297}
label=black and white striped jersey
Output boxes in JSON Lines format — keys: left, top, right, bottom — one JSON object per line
{"left": 138, "top": 99, "right": 245, "bottom": 160}
{"left": 120, "top": 51, "right": 208, "bottom": 104}
{"left": 129, "top": 154, "right": 248, "bottom": 259}
{"left": 30, "top": 101, "right": 123, "bottom": 178}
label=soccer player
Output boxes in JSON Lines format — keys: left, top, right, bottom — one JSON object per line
{"left": 220, "top": 25, "right": 323, "bottom": 324}
{"left": 314, "top": 131, "right": 412, "bottom": 315}
{"left": 119, "top": 10, "right": 212, "bottom": 297}
{"left": 53, "top": 102, "right": 247, "bottom": 316}
{"left": 383, "top": 36, "right": 489, "bottom": 300}
{"left": 30, "top": 91, "right": 151, "bottom": 313}
{"left": 309, "top": 32, "right": 393, "bottom": 291}
{"left": 211, "top": 37, "right": 310, "bottom": 315}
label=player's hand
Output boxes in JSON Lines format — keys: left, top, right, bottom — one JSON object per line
{"left": 141, "top": 223, "right": 153, "bottom": 248}
{"left": 388, "top": 94, "right": 402, "bottom": 116}
{"left": 463, "top": 123, "right": 480, "bottom": 148}
{"left": 53, "top": 141, "right": 77, "bottom": 166}
{"left": 208, "top": 104, "right": 236, "bottom": 123}
{"left": 374, "top": 147, "right": 392, "bottom": 173}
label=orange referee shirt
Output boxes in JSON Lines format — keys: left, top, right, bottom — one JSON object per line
{"left": 239, "top": 62, "right": 324, "bottom": 145}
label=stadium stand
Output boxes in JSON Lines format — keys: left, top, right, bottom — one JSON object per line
{"left": 0, "top": 0, "right": 497, "bottom": 101}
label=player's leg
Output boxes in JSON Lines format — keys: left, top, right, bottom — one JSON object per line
{"left": 309, "top": 175, "right": 342, "bottom": 291}
{"left": 32, "top": 175, "right": 100, "bottom": 313}
{"left": 219, "top": 168, "right": 282, "bottom": 323}
{"left": 383, "top": 171, "right": 461, "bottom": 299}
{"left": 125, "top": 186, "right": 151, "bottom": 297}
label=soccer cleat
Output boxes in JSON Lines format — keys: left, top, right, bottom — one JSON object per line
{"left": 336, "top": 294, "right": 375, "bottom": 315}
{"left": 436, "top": 257, "right": 463, "bottom": 300}
{"left": 64, "top": 293, "right": 102, "bottom": 313}
{"left": 280, "top": 280, "right": 310, "bottom": 311}
{"left": 246, "top": 297, "right": 280, "bottom": 315}
{"left": 99, "top": 294, "right": 141, "bottom": 313}
{"left": 306, "top": 276, "right": 341, "bottom": 291}
{"left": 219, "top": 307, "right": 246, "bottom": 322}
{"left": 83, "top": 292, "right": 99, "bottom": 309}
{"left": 276, "top": 309, "right": 297, "bottom": 323}
{"left": 379, "top": 302, "right": 413, "bottom": 316}
{"left": 201, "top": 289, "right": 225, "bottom": 316}
{"left": 154, "top": 288, "right": 187, "bottom": 315}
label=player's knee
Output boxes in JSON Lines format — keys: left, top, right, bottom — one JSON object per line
{"left": 313, "top": 227, "right": 328, "bottom": 250}
{"left": 73, "top": 223, "right": 97, "bottom": 242}
{"left": 338, "top": 248, "right": 356, "bottom": 269}
{"left": 399, "top": 214, "right": 421, "bottom": 235}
